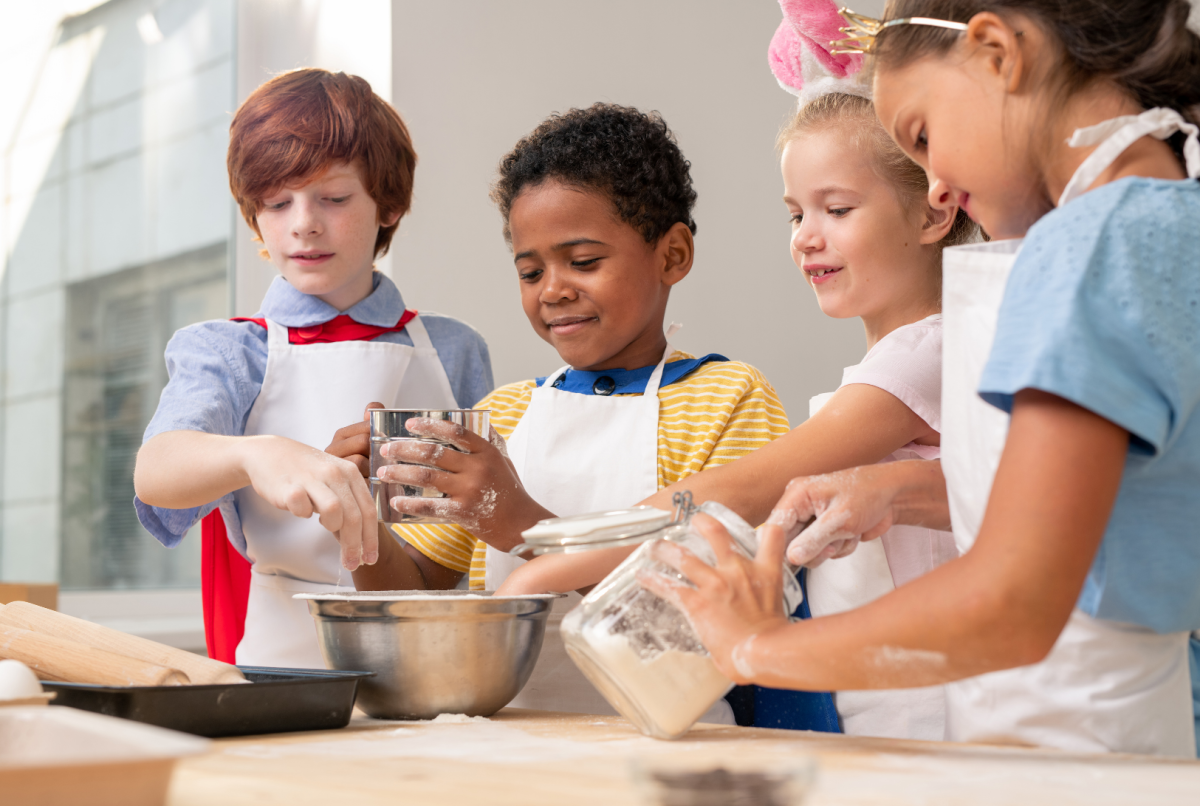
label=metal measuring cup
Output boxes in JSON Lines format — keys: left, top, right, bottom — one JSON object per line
{"left": 368, "top": 409, "right": 491, "bottom": 524}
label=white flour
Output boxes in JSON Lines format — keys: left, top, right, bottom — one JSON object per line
{"left": 428, "top": 713, "right": 489, "bottom": 724}
{"left": 581, "top": 623, "right": 731, "bottom": 738}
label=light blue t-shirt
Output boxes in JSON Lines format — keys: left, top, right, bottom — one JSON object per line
{"left": 134, "top": 272, "right": 494, "bottom": 554}
{"left": 979, "top": 176, "right": 1200, "bottom": 636}
{"left": 978, "top": 177, "right": 1200, "bottom": 755}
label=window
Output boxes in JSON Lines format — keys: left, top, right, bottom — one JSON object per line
{"left": 61, "top": 242, "right": 226, "bottom": 590}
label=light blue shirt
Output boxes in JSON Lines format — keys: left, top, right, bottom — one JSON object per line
{"left": 134, "top": 272, "right": 494, "bottom": 553}
{"left": 979, "top": 177, "right": 1200, "bottom": 755}
{"left": 980, "top": 177, "right": 1200, "bottom": 635}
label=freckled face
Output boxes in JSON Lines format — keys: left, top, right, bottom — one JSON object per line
{"left": 781, "top": 128, "right": 934, "bottom": 322}
{"left": 874, "top": 58, "right": 1049, "bottom": 240}
{"left": 508, "top": 181, "right": 675, "bottom": 372}
{"left": 257, "top": 161, "right": 399, "bottom": 311}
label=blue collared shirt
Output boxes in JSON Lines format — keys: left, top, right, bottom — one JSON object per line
{"left": 134, "top": 272, "right": 493, "bottom": 554}
{"left": 535, "top": 354, "right": 728, "bottom": 395}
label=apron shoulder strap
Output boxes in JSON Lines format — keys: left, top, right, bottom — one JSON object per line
{"left": 263, "top": 318, "right": 288, "bottom": 348}
{"left": 544, "top": 365, "right": 571, "bottom": 387}
{"left": 643, "top": 343, "right": 673, "bottom": 398}
{"left": 403, "top": 313, "right": 435, "bottom": 350}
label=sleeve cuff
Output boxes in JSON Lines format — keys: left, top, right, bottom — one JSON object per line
{"left": 134, "top": 496, "right": 212, "bottom": 548}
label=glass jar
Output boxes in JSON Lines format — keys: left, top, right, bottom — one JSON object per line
{"left": 515, "top": 495, "right": 802, "bottom": 740}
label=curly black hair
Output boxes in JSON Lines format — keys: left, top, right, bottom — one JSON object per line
{"left": 491, "top": 103, "right": 698, "bottom": 244}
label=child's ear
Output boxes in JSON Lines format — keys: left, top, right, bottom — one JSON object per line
{"left": 919, "top": 203, "right": 957, "bottom": 245}
{"left": 659, "top": 222, "right": 695, "bottom": 287}
{"left": 964, "top": 11, "right": 1029, "bottom": 94}
{"left": 380, "top": 208, "right": 403, "bottom": 228}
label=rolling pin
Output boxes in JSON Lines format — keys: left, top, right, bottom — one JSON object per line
{"left": 0, "top": 602, "right": 247, "bottom": 686}
{"left": 0, "top": 624, "right": 190, "bottom": 686}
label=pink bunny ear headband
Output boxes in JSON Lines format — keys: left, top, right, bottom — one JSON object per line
{"left": 769, "top": 0, "right": 869, "bottom": 106}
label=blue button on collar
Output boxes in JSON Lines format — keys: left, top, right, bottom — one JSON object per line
{"left": 592, "top": 376, "right": 616, "bottom": 395}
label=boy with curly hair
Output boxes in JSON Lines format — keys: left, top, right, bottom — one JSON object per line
{"left": 332, "top": 103, "right": 788, "bottom": 718}
{"left": 134, "top": 69, "right": 492, "bottom": 668}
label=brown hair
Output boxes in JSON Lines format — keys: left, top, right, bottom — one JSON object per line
{"left": 227, "top": 68, "right": 417, "bottom": 258}
{"left": 873, "top": 1, "right": 1200, "bottom": 149}
{"left": 777, "top": 92, "right": 978, "bottom": 247}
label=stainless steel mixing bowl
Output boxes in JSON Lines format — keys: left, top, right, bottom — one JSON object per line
{"left": 298, "top": 590, "right": 561, "bottom": 720}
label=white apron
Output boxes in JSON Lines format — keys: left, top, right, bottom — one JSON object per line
{"left": 485, "top": 343, "right": 735, "bottom": 724}
{"left": 234, "top": 314, "right": 458, "bottom": 668}
{"left": 806, "top": 392, "right": 949, "bottom": 741}
{"left": 941, "top": 108, "right": 1200, "bottom": 757}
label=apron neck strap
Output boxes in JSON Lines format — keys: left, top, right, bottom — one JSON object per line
{"left": 264, "top": 318, "right": 287, "bottom": 347}
{"left": 1059, "top": 107, "right": 1200, "bottom": 208}
{"left": 643, "top": 344, "right": 672, "bottom": 399}
{"left": 402, "top": 313, "right": 432, "bottom": 349}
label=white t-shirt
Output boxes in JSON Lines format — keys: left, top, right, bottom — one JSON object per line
{"left": 807, "top": 313, "right": 957, "bottom": 741}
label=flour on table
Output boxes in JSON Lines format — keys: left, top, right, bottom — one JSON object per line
{"left": 224, "top": 719, "right": 655, "bottom": 763}
{"left": 428, "top": 713, "right": 490, "bottom": 724}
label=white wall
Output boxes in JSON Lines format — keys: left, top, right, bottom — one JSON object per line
{"left": 389, "top": 1, "right": 878, "bottom": 419}
{"left": 232, "top": 0, "right": 393, "bottom": 315}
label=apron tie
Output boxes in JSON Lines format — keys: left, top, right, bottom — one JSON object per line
{"left": 1059, "top": 107, "right": 1200, "bottom": 207}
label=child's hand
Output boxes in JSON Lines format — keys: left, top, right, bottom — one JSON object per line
{"left": 324, "top": 402, "right": 385, "bottom": 478}
{"left": 376, "top": 418, "right": 554, "bottom": 550}
{"left": 638, "top": 513, "right": 791, "bottom": 685}
{"left": 241, "top": 435, "right": 378, "bottom": 570}
{"left": 768, "top": 461, "right": 948, "bottom": 568}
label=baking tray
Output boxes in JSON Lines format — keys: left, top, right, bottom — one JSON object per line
{"left": 42, "top": 666, "right": 374, "bottom": 738}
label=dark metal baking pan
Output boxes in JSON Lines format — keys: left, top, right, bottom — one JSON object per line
{"left": 42, "top": 666, "right": 374, "bottom": 738}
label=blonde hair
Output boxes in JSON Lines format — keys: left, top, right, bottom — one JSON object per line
{"left": 777, "top": 93, "right": 978, "bottom": 247}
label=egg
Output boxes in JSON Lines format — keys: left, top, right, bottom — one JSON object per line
{"left": 0, "top": 659, "right": 44, "bottom": 700}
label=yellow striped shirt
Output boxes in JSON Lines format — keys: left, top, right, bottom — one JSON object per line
{"left": 395, "top": 351, "right": 789, "bottom": 588}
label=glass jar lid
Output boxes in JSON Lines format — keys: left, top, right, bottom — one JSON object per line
{"left": 512, "top": 492, "right": 697, "bottom": 556}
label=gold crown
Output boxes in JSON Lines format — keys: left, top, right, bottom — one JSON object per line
{"left": 830, "top": 7, "right": 968, "bottom": 55}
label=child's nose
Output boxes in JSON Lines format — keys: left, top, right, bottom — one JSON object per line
{"left": 927, "top": 176, "right": 955, "bottom": 211}
{"left": 540, "top": 267, "right": 577, "bottom": 302}
{"left": 291, "top": 199, "right": 322, "bottom": 236}
{"left": 792, "top": 220, "right": 821, "bottom": 253}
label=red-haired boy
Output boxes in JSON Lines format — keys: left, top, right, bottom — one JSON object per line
{"left": 133, "top": 69, "right": 492, "bottom": 668}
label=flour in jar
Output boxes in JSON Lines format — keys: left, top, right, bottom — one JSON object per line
{"left": 579, "top": 621, "right": 731, "bottom": 739}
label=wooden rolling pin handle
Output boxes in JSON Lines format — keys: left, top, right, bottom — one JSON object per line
{"left": 0, "top": 625, "right": 190, "bottom": 687}
{"left": 0, "top": 601, "right": 247, "bottom": 686}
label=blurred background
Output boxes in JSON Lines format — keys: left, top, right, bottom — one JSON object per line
{"left": 20, "top": 0, "right": 1194, "bottom": 648}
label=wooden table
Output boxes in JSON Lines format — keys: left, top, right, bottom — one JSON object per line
{"left": 168, "top": 709, "right": 1200, "bottom": 805}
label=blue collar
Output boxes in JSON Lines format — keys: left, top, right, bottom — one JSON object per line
{"left": 536, "top": 354, "right": 728, "bottom": 395}
{"left": 257, "top": 272, "right": 407, "bottom": 328}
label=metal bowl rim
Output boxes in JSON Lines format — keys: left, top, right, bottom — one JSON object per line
{"left": 293, "top": 591, "right": 564, "bottom": 602}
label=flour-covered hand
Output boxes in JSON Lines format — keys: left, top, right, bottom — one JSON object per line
{"left": 377, "top": 418, "right": 553, "bottom": 550}
{"left": 638, "top": 513, "right": 791, "bottom": 684}
{"left": 768, "top": 464, "right": 906, "bottom": 568}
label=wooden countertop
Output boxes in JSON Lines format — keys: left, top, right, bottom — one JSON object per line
{"left": 167, "top": 709, "right": 1200, "bottom": 805}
